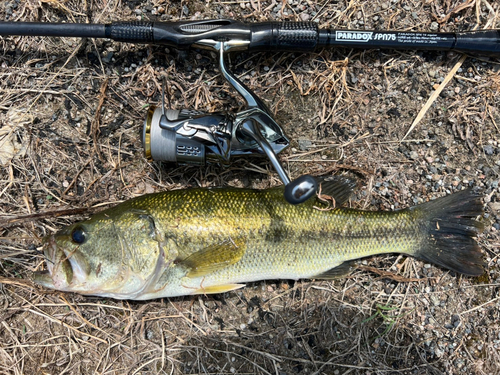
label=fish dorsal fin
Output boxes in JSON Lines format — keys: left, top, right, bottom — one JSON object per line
{"left": 181, "top": 238, "right": 246, "bottom": 278}
{"left": 315, "top": 260, "right": 355, "bottom": 280}
{"left": 316, "top": 176, "right": 357, "bottom": 207}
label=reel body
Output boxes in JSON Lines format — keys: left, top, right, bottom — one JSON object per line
{"left": 143, "top": 106, "right": 289, "bottom": 166}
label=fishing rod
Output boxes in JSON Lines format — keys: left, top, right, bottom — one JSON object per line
{"left": 1, "top": 20, "right": 499, "bottom": 53}
{"left": 1, "top": 19, "right": 499, "bottom": 204}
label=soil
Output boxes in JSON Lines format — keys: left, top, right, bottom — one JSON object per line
{"left": 0, "top": 1, "right": 499, "bottom": 374}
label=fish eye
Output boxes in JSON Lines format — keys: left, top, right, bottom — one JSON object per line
{"left": 71, "top": 226, "right": 87, "bottom": 244}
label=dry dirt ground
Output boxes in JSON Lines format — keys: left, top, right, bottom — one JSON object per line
{"left": 0, "top": 0, "right": 499, "bottom": 374}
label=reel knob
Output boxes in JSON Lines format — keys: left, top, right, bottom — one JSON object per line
{"left": 284, "top": 175, "right": 317, "bottom": 205}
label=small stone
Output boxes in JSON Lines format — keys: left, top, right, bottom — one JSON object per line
{"left": 300, "top": 12, "right": 310, "bottom": 21}
{"left": 430, "top": 22, "right": 439, "bottom": 31}
{"left": 483, "top": 145, "right": 494, "bottom": 155}
{"left": 102, "top": 52, "right": 113, "bottom": 64}
{"left": 410, "top": 151, "right": 419, "bottom": 160}
{"left": 298, "top": 139, "right": 312, "bottom": 151}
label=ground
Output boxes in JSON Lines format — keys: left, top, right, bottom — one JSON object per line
{"left": 0, "top": 0, "right": 499, "bottom": 374}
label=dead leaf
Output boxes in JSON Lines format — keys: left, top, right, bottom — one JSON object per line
{"left": 0, "top": 109, "right": 32, "bottom": 166}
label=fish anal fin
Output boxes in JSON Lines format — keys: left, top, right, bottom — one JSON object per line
{"left": 182, "top": 238, "right": 246, "bottom": 278}
{"left": 316, "top": 176, "right": 357, "bottom": 207}
{"left": 315, "top": 261, "right": 355, "bottom": 280}
{"left": 194, "top": 284, "right": 245, "bottom": 295}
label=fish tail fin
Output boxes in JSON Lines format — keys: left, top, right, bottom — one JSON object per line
{"left": 412, "top": 189, "right": 485, "bottom": 276}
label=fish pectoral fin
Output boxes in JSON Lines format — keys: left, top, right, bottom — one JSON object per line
{"left": 193, "top": 283, "right": 245, "bottom": 295}
{"left": 316, "top": 176, "right": 357, "bottom": 207}
{"left": 314, "top": 260, "right": 355, "bottom": 279}
{"left": 181, "top": 238, "right": 246, "bottom": 278}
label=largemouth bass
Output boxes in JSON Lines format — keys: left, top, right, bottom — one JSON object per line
{"left": 34, "top": 178, "right": 484, "bottom": 300}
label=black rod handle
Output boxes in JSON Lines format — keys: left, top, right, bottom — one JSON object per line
{"left": 106, "top": 22, "right": 153, "bottom": 43}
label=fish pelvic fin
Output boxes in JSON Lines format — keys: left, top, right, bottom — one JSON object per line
{"left": 412, "top": 189, "right": 485, "bottom": 276}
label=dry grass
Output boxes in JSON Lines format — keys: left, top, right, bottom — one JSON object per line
{"left": 0, "top": 0, "right": 499, "bottom": 374}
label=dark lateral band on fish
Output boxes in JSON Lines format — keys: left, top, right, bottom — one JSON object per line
{"left": 34, "top": 177, "right": 485, "bottom": 300}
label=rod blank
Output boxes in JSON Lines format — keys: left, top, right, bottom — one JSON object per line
{"left": 0, "top": 22, "right": 106, "bottom": 38}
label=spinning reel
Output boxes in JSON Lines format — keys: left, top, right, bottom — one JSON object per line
{"left": 142, "top": 41, "right": 318, "bottom": 204}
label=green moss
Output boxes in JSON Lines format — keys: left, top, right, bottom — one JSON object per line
{"left": 472, "top": 265, "right": 497, "bottom": 285}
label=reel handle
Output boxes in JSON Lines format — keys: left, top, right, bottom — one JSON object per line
{"left": 238, "top": 119, "right": 317, "bottom": 205}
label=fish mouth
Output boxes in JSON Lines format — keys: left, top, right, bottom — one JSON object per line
{"left": 33, "top": 235, "right": 74, "bottom": 290}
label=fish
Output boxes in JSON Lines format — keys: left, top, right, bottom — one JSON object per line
{"left": 34, "top": 177, "right": 485, "bottom": 300}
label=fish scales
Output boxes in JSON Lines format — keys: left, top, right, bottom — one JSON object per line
{"left": 35, "top": 178, "right": 485, "bottom": 300}
{"left": 129, "top": 189, "right": 418, "bottom": 280}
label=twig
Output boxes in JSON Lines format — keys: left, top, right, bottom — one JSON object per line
{"left": 402, "top": 54, "right": 467, "bottom": 141}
